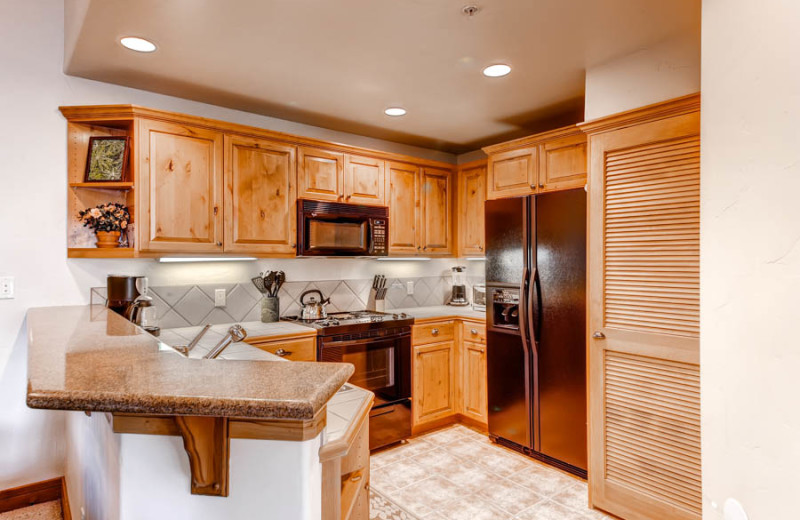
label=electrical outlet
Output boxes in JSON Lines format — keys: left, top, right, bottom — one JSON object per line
{"left": 406, "top": 281, "right": 414, "bottom": 295}
{"left": 0, "top": 276, "right": 14, "bottom": 299}
{"left": 214, "top": 289, "right": 226, "bottom": 307}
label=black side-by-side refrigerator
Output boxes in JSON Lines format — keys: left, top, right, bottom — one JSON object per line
{"left": 485, "top": 188, "right": 587, "bottom": 477}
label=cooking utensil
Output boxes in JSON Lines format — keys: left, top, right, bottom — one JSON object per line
{"left": 275, "top": 271, "right": 285, "bottom": 294}
{"left": 251, "top": 276, "right": 267, "bottom": 294}
{"left": 263, "top": 271, "right": 276, "bottom": 296}
{"left": 299, "top": 289, "right": 330, "bottom": 320}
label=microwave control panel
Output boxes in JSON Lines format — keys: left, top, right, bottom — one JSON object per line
{"left": 371, "top": 218, "right": 388, "bottom": 255}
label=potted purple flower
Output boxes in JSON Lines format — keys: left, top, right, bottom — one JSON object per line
{"left": 78, "top": 203, "right": 130, "bottom": 248}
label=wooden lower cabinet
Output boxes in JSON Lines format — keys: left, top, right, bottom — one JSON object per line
{"left": 246, "top": 335, "right": 317, "bottom": 361}
{"left": 411, "top": 319, "right": 488, "bottom": 430}
{"left": 412, "top": 340, "right": 456, "bottom": 425}
{"left": 461, "top": 340, "right": 488, "bottom": 424}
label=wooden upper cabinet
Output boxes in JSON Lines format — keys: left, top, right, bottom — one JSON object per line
{"left": 486, "top": 147, "right": 537, "bottom": 199}
{"left": 297, "top": 147, "right": 344, "bottom": 202}
{"left": 344, "top": 154, "right": 385, "bottom": 206}
{"left": 539, "top": 133, "right": 587, "bottom": 192}
{"left": 483, "top": 125, "right": 587, "bottom": 199}
{"left": 420, "top": 168, "right": 452, "bottom": 254}
{"left": 138, "top": 119, "right": 223, "bottom": 252}
{"left": 458, "top": 165, "right": 486, "bottom": 256}
{"left": 223, "top": 135, "right": 297, "bottom": 255}
{"left": 386, "top": 162, "right": 420, "bottom": 254}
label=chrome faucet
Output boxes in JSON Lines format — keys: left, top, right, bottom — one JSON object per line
{"left": 173, "top": 324, "right": 212, "bottom": 356}
{"left": 203, "top": 325, "right": 248, "bottom": 359}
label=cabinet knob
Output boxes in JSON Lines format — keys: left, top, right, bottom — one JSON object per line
{"left": 470, "top": 328, "right": 478, "bottom": 335}
{"left": 275, "top": 348, "right": 293, "bottom": 357}
{"left": 530, "top": 183, "right": 536, "bottom": 189}
{"left": 539, "top": 183, "right": 544, "bottom": 188}
{"left": 479, "top": 348, "right": 485, "bottom": 353}
{"left": 291, "top": 243, "right": 296, "bottom": 248}
{"left": 423, "top": 246, "right": 427, "bottom": 251}
{"left": 216, "top": 241, "right": 222, "bottom": 247}
{"left": 350, "top": 474, "right": 362, "bottom": 482}
{"left": 479, "top": 246, "right": 483, "bottom": 251}
{"left": 592, "top": 331, "right": 606, "bottom": 339}
{"left": 431, "top": 328, "right": 439, "bottom": 335}
{"left": 417, "top": 246, "right": 421, "bottom": 250}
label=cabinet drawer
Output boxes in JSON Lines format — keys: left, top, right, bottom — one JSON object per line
{"left": 461, "top": 322, "right": 486, "bottom": 344}
{"left": 413, "top": 321, "right": 455, "bottom": 345}
{"left": 247, "top": 336, "right": 317, "bottom": 361}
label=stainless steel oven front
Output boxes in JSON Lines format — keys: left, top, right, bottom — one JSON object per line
{"left": 317, "top": 327, "right": 411, "bottom": 449}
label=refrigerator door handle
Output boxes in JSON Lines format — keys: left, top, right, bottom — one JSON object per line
{"left": 519, "top": 266, "right": 530, "bottom": 349}
{"left": 529, "top": 267, "right": 542, "bottom": 343}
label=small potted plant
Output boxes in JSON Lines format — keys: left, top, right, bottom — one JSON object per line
{"left": 78, "top": 203, "right": 130, "bottom": 248}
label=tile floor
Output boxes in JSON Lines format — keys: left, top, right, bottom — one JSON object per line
{"left": 370, "top": 425, "right": 614, "bottom": 520}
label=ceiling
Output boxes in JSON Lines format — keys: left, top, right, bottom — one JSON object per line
{"left": 64, "top": 0, "right": 700, "bottom": 154}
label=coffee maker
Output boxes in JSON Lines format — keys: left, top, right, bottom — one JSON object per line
{"left": 106, "top": 275, "right": 143, "bottom": 316}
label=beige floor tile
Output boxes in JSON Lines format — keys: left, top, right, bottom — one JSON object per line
{"left": 509, "top": 463, "right": 577, "bottom": 498}
{"left": 514, "top": 499, "right": 590, "bottom": 520}
{"left": 444, "top": 436, "right": 500, "bottom": 461}
{"left": 550, "top": 481, "right": 609, "bottom": 518}
{"left": 371, "top": 457, "right": 433, "bottom": 490}
{"left": 371, "top": 437, "right": 437, "bottom": 468}
{"left": 388, "top": 475, "right": 464, "bottom": 518}
{"left": 476, "top": 476, "right": 545, "bottom": 516}
{"left": 418, "top": 425, "right": 468, "bottom": 445}
{"left": 434, "top": 494, "right": 510, "bottom": 520}
{"left": 472, "top": 444, "right": 536, "bottom": 477}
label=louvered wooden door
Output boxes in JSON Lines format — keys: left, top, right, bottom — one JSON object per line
{"left": 586, "top": 104, "right": 701, "bottom": 520}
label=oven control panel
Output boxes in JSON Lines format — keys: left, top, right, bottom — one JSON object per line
{"left": 370, "top": 218, "right": 388, "bottom": 255}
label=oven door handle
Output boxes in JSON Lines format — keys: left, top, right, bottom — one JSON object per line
{"left": 323, "top": 335, "right": 408, "bottom": 348}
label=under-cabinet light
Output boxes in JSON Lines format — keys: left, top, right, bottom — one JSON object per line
{"left": 465, "top": 257, "right": 487, "bottom": 261}
{"left": 375, "top": 257, "right": 431, "bottom": 261}
{"left": 157, "top": 257, "right": 257, "bottom": 263}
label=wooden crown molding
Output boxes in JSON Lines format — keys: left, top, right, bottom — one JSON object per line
{"left": 456, "top": 158, "right": 488, "bottom": 171}
{"left": 578, "top": 92, "right": 701, "bottom": 135}
{"left": 481, "top": 124, "right": 584, "bottom": 155}
{"left": 59, "top": 105, "right": 456, "bottom": 171}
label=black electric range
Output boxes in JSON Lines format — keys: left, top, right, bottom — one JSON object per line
{"left": 284, "top": 310, "right": 415, "bottom": 450}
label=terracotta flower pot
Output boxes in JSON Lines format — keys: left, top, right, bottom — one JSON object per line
{"left": 96, "top": 230, "right": 121, "bottom": 248}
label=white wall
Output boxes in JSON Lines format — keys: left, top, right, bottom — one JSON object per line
{"left": 700, "top": 1, "right": 800, "bottom": 518}
{"left": 0, "top": 0, "right": 457, "bottom": 491}
{"left": 584, "top": 31, "right": 700, "bottom": 121}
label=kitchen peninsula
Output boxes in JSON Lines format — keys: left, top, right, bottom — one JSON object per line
{"left": 26, "top": 305, "right": 371, "bottom": 520}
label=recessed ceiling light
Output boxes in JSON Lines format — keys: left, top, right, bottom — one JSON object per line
{"left": 384, "top": 107, "right": 407, "bottom": 117}
{"left": 120, "top": 37, "right": 157, "bottom": 53}
{"left": 482, "top": 64, "right": 511, "bottom": 77}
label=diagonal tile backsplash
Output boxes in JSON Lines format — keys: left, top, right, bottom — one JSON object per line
{"left": 90, "top": 273, "right": 484, "bottom": 327}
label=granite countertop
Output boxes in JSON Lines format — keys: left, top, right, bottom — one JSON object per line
{"left": 393, "top": 305, "right": 486, "bottom": 322}
{"left": 26, "top": 305, "right": 353, "bottom": 420}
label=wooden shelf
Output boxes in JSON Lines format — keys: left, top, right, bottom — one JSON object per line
{"left": 69, "top": 182, "right": 134, "bottom": 190}
{"left": 68, "top": 248, "right": 136, "bottom": 258}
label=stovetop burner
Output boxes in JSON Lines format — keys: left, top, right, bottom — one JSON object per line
{"left": 282, "top": 310, "right": 413, "bottom": 334}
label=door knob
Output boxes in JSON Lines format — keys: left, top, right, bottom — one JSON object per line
{"left": 592, "top": 331, "right": 606, "bottom": 339}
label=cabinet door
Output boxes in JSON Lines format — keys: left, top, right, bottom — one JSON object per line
{"left": 386, "top": 162, "right": 420, "bottom": 254}
{"left": 139, "top": 119, "right": 223, "bottom": 252}
{"left": 587, "top": 109, "right": 701, "bottom": 520}
{"left": 224, "top": 135, "right": 297, "bottom": 255}
{"left": 413, "top": 340, "right": 456, "bottom": 426}
{"left": 458, "top": 165, "right": 486, "bottom": 256}
{"left": 297, "top": 147, "right": 344, "bottom": 202}
{"left": 539, "top": 133, "right": 587, "bottom": 192}
{"left": 420, "top": 168, "right": 452, "bottom": 254}
{"left": 486, "top": 147, "right": 537, "bottom": 199}
{"left": 462, "top": 340, "right": 488, "bottom": 424}
{"left": 344, "top": 154, "right": 385, "bottom": 206}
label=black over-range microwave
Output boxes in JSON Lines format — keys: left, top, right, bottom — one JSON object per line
{"left": 296, "top": 199, "right": 388, "bottom": 256}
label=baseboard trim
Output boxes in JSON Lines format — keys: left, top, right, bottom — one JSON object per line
{"left": 0, "top": 477, "right": 69, "bottom": 517}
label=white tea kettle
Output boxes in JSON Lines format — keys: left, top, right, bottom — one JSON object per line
{"left": 299, "top": 289, "right": 330, "bottom": 320}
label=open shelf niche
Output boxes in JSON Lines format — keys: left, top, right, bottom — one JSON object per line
{"left": 65, "top": 114, "right": 137, "bottom": 258}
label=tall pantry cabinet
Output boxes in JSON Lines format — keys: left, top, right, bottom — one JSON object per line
{"left": 582, "top": 94, "right": 701, "bottom": 520}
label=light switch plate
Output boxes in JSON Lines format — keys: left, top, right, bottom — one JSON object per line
{"left": 406, "top": 281, "right": 414, "bottom": 295}
{"left": 0, "top": 276, "right": 14, "bottom": 299}
{"left": 214, "top": 288, "right": 226, "bottom": 307}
